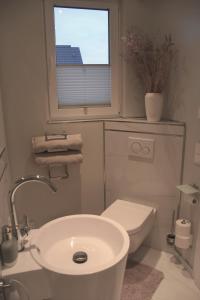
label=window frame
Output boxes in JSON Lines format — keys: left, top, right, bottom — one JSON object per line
{"left": 44, "top": 0, "right": 121, "bottom": 120}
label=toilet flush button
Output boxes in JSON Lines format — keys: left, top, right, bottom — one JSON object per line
{"left": 143, "top": 146, "right": 150, "bottom": 155}
{"left": 128, "top": 137, "right": 155, "bottom": 160}
{"left": 131, "top": 142, "right": 142, "bottom": 154}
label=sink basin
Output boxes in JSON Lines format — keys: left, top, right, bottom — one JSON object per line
{"left": 30, "top": 214, "right": 129, "bottom": 275}
{"left": 30, "top": 214, "right": 129, "bottom": 300}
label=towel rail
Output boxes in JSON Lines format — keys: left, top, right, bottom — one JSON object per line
{"left": 45, "top": 132, "right": 68, "bottom": 141}
{"left": 33, "top": 132, "right": 82, "bottom": 180}
{"left": 48, "top": 165, "right": 69, "bottom": 180}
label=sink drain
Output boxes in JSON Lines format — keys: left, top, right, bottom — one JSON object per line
{"left": 73, "top": 251, "right": 88, "bottom": 264}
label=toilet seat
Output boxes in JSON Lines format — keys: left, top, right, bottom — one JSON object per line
{"left": 102, "top": 199, "right": 155, "bottom": 235}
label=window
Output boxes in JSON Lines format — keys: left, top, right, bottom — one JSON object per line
{"left": 44, "top": 0, "right": 120, "bottom": 120}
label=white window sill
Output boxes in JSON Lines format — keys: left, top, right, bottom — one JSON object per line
{"left": 47, "top": 116, "right": 185, "bottom": 126}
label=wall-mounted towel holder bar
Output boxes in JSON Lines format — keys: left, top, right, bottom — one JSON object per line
{"left": 33, "top": 132, "right": 83, "bottom": 180}
{"left": 45, "top": 132, "right": 68, "bottom": 141}
{"left": 35, "top": 133, "right": 69, "bottom": 179}
{"left": 48, "top": 165, "right": 69, "bottom": 180}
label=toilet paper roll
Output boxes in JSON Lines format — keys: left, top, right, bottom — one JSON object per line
{"left": 175, "top": 219, "right": 191, "bottom": 236}
{"left": 175, "top": 234, "right": 192, "bottom": 249}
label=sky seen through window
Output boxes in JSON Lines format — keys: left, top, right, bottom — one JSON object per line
{"left": 54, "top": 7, "right": 109, "bottom": 64}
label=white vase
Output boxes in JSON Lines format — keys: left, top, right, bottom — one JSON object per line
{"left": 145, "top": 93, "right": 163, "bottom": 122}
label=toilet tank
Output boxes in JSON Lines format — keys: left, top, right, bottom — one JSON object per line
{"left": 104, "top": 120, "right": 185, "bottom": 252}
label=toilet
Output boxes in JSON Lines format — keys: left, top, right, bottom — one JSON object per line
{"left": 102, "top": 199, "right": 156, "bottom": 254}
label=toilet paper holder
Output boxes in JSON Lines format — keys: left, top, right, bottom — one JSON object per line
{"left": 176, "top": 184, "right": 200, "bottom": 204}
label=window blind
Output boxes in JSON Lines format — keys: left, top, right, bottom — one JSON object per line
{"left": 56, "top": 65, "right": 111, "bottom": 107}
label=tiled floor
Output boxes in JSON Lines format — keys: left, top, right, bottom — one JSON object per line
{"left": 133, "top": 246, "right": 200, "bottom": 300}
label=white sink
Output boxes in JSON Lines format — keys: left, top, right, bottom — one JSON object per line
{"left": 30, "top": 214, "right": 129, "bottom": 275}
{"left": 30, "top": 214, "right": 129, "bottom": 300}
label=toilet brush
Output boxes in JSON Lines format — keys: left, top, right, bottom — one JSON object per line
{"left": 166, "top": 210, "right": 176, "bottom": 246}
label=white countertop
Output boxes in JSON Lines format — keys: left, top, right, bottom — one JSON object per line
{"left": 2, "top": 230, "right": 42, "bottom": 276}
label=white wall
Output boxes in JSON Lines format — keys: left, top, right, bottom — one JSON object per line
{"left": 120, "top": 0, "right": 158, "bottom": 117}
{"left": 0, "top": 0, "right": 104, "bottom": 227}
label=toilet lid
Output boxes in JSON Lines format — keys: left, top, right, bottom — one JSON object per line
{"left": 102, "top": 199, "right": 155, "bottom": 234}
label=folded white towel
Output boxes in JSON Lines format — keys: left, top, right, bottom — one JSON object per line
{"left": 34, "top": 151, "right": 83, "bottom": 165}
{"left": 32, "top": 134, "right": 82, "bottom": 154}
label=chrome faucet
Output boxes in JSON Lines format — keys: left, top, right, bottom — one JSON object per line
{"left": 9, "top": 175, "right": 57, "bottom": 251}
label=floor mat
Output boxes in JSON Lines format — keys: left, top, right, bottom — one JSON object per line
{"left": 121, "top": 260, "right": 164, "bottom": 300}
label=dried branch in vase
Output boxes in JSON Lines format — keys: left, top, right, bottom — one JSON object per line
{"left": 122, "top": 29, "right": 177, "bottom": 93}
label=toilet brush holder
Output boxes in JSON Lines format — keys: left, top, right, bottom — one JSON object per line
{"left": 166, "top": 233, "right": 175, "bottom": 246}
{"left": 166, "top": 210, "right": 176, "bottom": 246}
